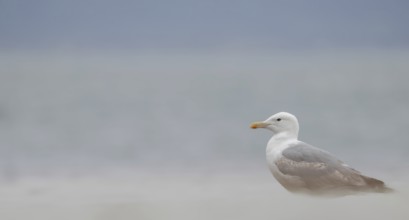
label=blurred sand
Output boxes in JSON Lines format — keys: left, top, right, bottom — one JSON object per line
{"left": 0, "top": 170, "right": 408, "bottom": 220}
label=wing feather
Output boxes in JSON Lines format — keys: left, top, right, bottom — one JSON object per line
{"left": 276, "top": 142, "right": 371, "bottom": 191}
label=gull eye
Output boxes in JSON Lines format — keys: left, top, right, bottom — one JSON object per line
{"left": 276, "top": 118, "right": 281, "bottom": 121}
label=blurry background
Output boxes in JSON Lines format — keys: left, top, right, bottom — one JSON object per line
{"left": 1, "top": 0, "right": 409, "bottom": 220}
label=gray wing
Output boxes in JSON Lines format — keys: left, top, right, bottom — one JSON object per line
{"left": 276, "top": 142, "right": 373, "bottom": 191}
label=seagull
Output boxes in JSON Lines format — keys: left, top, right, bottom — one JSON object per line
{"left": 250, "top": 112, "right": 392, "bottom": 196}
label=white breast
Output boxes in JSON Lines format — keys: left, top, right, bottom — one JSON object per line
{"left": 265, "top": 137, "right": 304, "bottom": 190}
{"left": 265, "top": 137, "right": 297, "bottom": 163}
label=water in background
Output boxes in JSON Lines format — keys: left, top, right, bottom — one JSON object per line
{"left": 0, "top": 50, "right": 409, "bottom": 219}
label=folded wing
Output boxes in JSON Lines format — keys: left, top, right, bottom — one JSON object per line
{"left": 276, "top": 142, "right": 389, "bottom": 194}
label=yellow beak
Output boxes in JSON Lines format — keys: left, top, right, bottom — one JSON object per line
{"left": 250, "top": 121, "right": 270, "bottom": 129}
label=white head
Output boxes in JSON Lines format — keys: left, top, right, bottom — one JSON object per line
{"left": 250, "top": 112, "right": 299, "bottom": 138}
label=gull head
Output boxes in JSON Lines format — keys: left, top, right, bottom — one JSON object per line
{"left": 250, "top": 112, "right": 299, "bottom": 137}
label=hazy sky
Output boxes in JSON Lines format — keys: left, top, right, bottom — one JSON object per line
{"left": 1, "top": 0, "right": 409, "bottom": 50}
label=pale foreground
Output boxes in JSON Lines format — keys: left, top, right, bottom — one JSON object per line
{"left": 0, "top": 170, "right": 408, "bottom": 220}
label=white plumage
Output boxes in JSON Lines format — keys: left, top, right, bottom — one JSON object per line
{"left": 251, "top": 112, "right": 392, "bottom": 196}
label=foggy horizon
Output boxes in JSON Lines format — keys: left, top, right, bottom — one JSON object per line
{"left": 1, "top": 0, "right": 409, "bottom": 51}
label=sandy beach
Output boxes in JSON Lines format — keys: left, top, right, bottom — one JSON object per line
{"left": 1, "top": 169, "right": 408, "bottom": 220}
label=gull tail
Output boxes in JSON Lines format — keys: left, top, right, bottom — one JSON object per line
{"left": 361, "top": 175, "right": 394, "bottom": 193}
